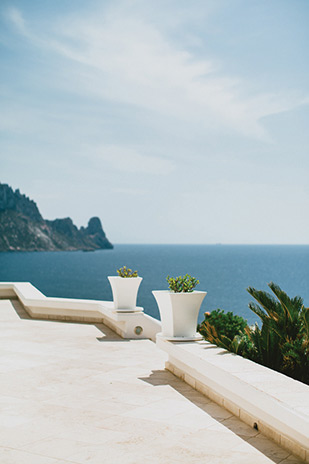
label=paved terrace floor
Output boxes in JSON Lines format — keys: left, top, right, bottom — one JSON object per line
{"left": 0, "top": 299, "right": 303, "bottom": 464}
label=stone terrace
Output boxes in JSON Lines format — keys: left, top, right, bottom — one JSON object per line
{"left": 0, "top": 299, "right": 303, "bottom": 464}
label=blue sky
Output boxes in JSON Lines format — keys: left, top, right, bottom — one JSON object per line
{"left": 1, "top": 0, "right": 308, "bottom": 244}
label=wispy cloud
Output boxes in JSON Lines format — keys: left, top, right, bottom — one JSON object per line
{"left": 4, "top": 2, "right": 305, "bottom": 141}
{"left": 5, "top": 7, "right": 27, "bottom": 34}
{"left": 94, "top": 145, "right": 174, "bottom": 175}
{"left": 1, "top": 1, "right": 308, "bottom": 244}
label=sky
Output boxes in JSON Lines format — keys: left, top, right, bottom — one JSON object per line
{"left": 0, "top": 0, "right": 308, "bottom": 244}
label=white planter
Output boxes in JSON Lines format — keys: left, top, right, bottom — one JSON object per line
{"left": 152, "top": 290, "right": 206, "bottom": 340}
{"left": 108, "top": 276, "right": 142, "bottom": 311}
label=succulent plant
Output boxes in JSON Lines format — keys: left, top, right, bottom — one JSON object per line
{"left": 167, "top": 274, "right": 199, "bottom": 293}
{"left": 117, "top": 266, "right": 138, "bottom": 278}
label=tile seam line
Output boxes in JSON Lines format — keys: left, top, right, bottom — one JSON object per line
{"left": 0, "top": 444, "right": 81, "bottom": 463}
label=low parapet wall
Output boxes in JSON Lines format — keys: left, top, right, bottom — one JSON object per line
{"left": 157, "top": 335, "right": 309, "bottom": 462}
{"left": 0, "top": 282, "right": 161, "bottom": 341}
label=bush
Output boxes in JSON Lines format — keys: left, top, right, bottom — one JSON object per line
{"left": 199, "top": 309, "right": 247, "bottom": 341}
{"left": 198, "top": 309, "right": 252, "bottom": 355}
{"left": 198, "top": 282, "right": 309, "bottom": 384}
{"left": 246, "top": 282, "right": 309, "bottom": 383}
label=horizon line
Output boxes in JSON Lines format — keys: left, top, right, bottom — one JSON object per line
{"left": 111, "top": 243, "right": 309, "bottom": 246}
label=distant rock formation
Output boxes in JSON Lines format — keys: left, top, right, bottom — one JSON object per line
{"left": 0, "top": 183, "right": 113, "bottom": 252}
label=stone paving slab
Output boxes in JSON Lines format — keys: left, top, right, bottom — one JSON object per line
{"left": 0, "top": 299, "right": 304, "bottom": 464}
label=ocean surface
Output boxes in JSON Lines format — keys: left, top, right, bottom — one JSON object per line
{"left": 0, "top": 245, "right": 308, "bottom": 325}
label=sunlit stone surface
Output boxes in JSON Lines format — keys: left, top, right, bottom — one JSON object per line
{"left": 0, "top": 299, "right": 303, "bottom": 463}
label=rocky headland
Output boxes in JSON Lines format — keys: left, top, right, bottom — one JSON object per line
{"left": 0, "top": 184, "right": 113, "bottom": 252}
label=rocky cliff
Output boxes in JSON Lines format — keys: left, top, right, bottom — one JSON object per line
{"left": 0, "top": 184, "right": 113, "bottom": 252}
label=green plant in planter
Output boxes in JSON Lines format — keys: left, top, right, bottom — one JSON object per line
{"left": 117, "top": 266, "right": 138, "bottom": 278}
{"left": 167, "top": 274, "right": 199, "bottom": 293}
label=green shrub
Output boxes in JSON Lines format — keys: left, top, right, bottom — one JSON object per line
{"left": 167, "top": 274, "right": 199, "bottom": 293}
{"left": 199, "top": 309, "right": 247, "bottom": 340}
{"left": 117, "top": 266, "right": 138, "bottom": 278}
{"left": 198, "top": 282, "right": 309, "bottom": 384}
{"left": 198, "top": 309, "right": 252, "bottom": 355}
{"left": 246, "top": 282, "right": 309, "bottom": 383}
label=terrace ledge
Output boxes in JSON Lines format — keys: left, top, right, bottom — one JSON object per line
{"left": 157, "top": 335, "right": 309, "bottom": 462}
{"left": 0, "top": 282, "right": 161, "bottom": 341}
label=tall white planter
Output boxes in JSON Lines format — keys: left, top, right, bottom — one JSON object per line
{"left": 108, "top": 276, "right": 142, "bottom": 311}
{"left": 152, "top": 290, "right": 206, "bottom": 340}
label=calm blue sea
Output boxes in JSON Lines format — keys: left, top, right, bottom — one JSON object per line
{"left": 0, "top": 245, "right": 308, "bottom": 325}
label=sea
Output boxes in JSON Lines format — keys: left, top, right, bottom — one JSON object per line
{"left": 0, "top": 245, "right": 308, "bottom": 326}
